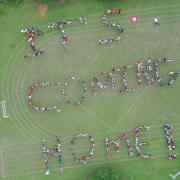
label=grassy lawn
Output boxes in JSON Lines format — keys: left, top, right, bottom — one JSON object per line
{"left": 0, "top": 0, "right": 180, "bottom": 179}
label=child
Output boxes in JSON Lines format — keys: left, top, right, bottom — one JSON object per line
{"left": 154, "top": 17, "right": 160, "bottom": 26}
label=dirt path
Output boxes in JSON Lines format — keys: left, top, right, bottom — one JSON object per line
{"left": 38, "top": 3, "right": 48, "bottom": 17}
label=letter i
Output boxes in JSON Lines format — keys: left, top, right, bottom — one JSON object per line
{"left": 163, "top": 124, "right": 177, "bottom": 160}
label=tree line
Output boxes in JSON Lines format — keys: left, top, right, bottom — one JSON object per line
{"left": 0, "top": 0, "right": 68, "bottom": 5}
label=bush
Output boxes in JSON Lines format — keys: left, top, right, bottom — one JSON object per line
{"left": 33, "top": 0, "right": 68, "bottom": 4}
{"left": 0, "top": 0, "right": 68, "bottom": 5}
{"left": 91, "top": 167, "right": 122, "bottom": 180}
{"left": 0, "top": 7, "right": 5, "bottom": 15}
{"left": 0, "top": 0, "right": 23, "bottom": 4}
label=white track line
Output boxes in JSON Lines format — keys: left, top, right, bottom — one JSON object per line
{"left": 2, "top": 138, "right": 179, "bottom": 163}
{"left": 1, "top": 147, "right": 5, "bottom": 178}
{"left": 113, "top": 87, "right": 148, "bottom": 129}
{"left": 1, "top": 122, "right": 180, "bottom": 148}
{"left": 26, "top": 3, "right": 180, "bottom": 36}
{"left": 59, "top": 14, "right": 180, "bottom": 131}
{"left": 49, "top": 8, "right": 180, "bottom": 32}
{"left": 80, "top": 105, "right": 113, "bottom": 130}
{"left": 3, "top": 149, "right": 171, "bottom": 170}
{"left": 2, "top": 39, "right": 35, "bottom": 139}
{"left": 1, "top": 3, "right": 180, "bottom": 176}
{"left": 3, "top": 127, "right": 180, "bottom": 164}
{"left": 4, "top": 137, "right": 180, "bottom": 167}
{"left": 66, "top": 12, "right": 180, "bottom": 33}
{"left": 5, "top": 6, "right": 180, "bottom": 136}
{"left": 16, "top": 40, "right": 58, "bottom": 138}
{"left": 71, "top": 16, "right": 180, "bottom": 40}
{"left": 3, "top": 152, "right": 180, "bottom": 178}
{"left": 62, "top": 48, "right": 113, "bottom": 130}
{"left": 4, "top": 133, "right": 180, "bottom": 157}
{"left": 4, "top": 149, "right": 172, "bottom": 173}
{"left": 48, "top": 3, "right": 180, "bottom": 26}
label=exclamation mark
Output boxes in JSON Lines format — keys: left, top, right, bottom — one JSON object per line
{"left": 163, "top": 124, "right": 176, "bottom": 160}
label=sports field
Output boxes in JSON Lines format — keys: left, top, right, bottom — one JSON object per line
{"left": 0, "top": 0, "right": 180, "bottom": 179}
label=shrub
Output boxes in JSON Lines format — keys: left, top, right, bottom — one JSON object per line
{"left": 91, "top": 167, "right": 122, "bottom": 180}
{"left": 33, "top": 0, "right": 68, "bottom": 4}
{"left": 0, "top": 0, "right": 23, "bottom": 4}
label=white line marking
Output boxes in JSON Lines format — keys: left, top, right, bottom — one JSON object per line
{"left": 169, "top": 171, "right": 180, "bottom": 180}
{"left": 1, "top": 122, "right": 180, "bottom": 148}
{"left": 3, "top": 138, "right": 180, "bottom": 168}
{"left": 0, "top": 101, "right": 10, "bottom": 118}
{"left": 3, "top": 152, "right": 180, "bottom": 178}
{"left": 63, "top": 48, "right": 113, "bottom": 130}
{"left": 1, "top": 147, "right": 5, "bottom": 178}
{"left": 81, "top": 104, "right": 113, "bottom": 131}
{"left": 113, "top": 87, "right": 148, "bottom": 129}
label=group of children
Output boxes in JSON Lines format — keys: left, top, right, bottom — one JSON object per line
{"left": 100, "top": 8, "right": 123, "bottom": 45}
{"left": 134, "top": 126, "right": 154, "bottom": 159}
{"left": 48, "top": 21, "right": 71, "bottom": 52}
{"left": 135, "top": 58, "right": 179, "bottom": 87}
{"left": 70, "top": 133, "right": 96, "bottom": 164}
{"left": 91, "top": 57, "right": 179, "bottom": 96}
{"left": 105, "top": 138, "right": 120, "bottom": 155}
{"left": 112, "top": 65, "right": 135, "bottom": 92}
{"left": 154, "top": 57, "right": 172, "bottom": 86}
{"left": 42, "top": 137, "right": 63, "bottom": 176}
{"left": 27, "top": 57, "right": 179, "bottom": 112}
{"left": 27, "top": 82, "right": 60, "bottom": 112}
{"left": 105, "top": 132, "right": 133, "bottom": 157}
{"left": 136, "top": 60, "right": 144, "bottom": 85}
{"left": 21, "top": 27, "right": 44, "bottom": 58}
{"left": 105, "top": 8, "right": 121, "bottom": 15}
{"left": 27, "top": 78, "right": 89, "bottom": 112}
{"left": 163, "top": 124, "right": 176, "bottom": 160}
{"left": 20, "top": 10, "right": 163, "bottom": 55}
{"left": 168, "top": 72, "right": 180, "bottom": 86}
{"left": 92, "top": 77, "right": 108, "bottom": 96}
{"left": 107, "top": 72, "right": 116, "bottom": 89}
{"left": 61, "top": 77, "right": 88, "bottom": 106}
{"left": 145, "top": 59, "right": 154, "bottom": 86}
{"left": 48, "top": 16, "right": 87, "bottom": 52}
{"left": 40, "top": 123, "right": 177, "bottom": 176}
{"left": 136, "top": 58, "right": 166, "bottom": 86}
{"left": 120, "top": 132, "right": 134, "bottom": 156}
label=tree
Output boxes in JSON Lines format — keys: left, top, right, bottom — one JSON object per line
{"left": 0, "top": 0, "right": 23, "bottom": 4}
{"left": 33, "top": 0, "right": 68, "bottom": 4}
{"left": 91, "top": 167, "right": 122, "bottom": 180}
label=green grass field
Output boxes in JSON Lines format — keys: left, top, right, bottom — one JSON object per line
{"left": 0, "top": 0, "right": 180, "bottom": 179}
